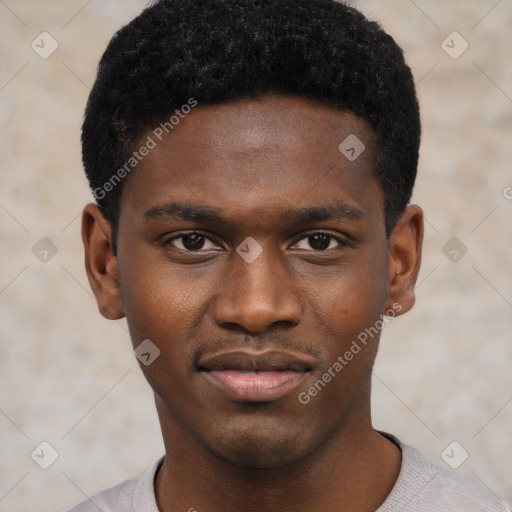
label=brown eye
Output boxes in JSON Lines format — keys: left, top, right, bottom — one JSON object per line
{"left": 167, "top": 233, "right": 218, "bottom": 251}
{"left": 308, "top": 233, "right": 331, "bottom": 250}
{"left": 294, "top": 232, "right": 344, "bottom": 251}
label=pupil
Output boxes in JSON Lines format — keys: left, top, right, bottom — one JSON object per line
{"left": 310, "top": 233, "right": 330, "bottom": 250}
{"left": 184, "top": 233, "right": 205, "bottom": 250}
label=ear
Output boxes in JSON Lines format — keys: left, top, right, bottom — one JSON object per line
{"left": 81, "top": 203, "right": 125, "bottom": 320}
{"left": 385, "top": 205, "right": 424, "bottom": 316}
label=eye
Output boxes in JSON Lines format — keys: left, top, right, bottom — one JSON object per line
{"left": 166, "top": 232, "right": 219, "bottom": 251}
{"left": 292, "top": 232, "right": 347, "bottom": 251}
{"left": 164, "top": 231, "right": 349, "bottom": 253}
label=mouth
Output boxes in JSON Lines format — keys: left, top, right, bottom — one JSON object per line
{"left": 197, "top": 350, "right": 314, "bottom": 402}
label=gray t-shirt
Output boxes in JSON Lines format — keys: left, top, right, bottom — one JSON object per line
{"left": 65, "top": 435, "right": 510, "bottom": 511}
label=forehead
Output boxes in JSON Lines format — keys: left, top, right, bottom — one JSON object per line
{"left": 119, "top": 95, "right": 383, "bottom": 228}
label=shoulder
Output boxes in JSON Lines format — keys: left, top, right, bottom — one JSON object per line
{"left": 63, "top": 458, "right": 163, "bottom": 512}
{"left": 379, "top": 435, "right": 510, "bottom": 512}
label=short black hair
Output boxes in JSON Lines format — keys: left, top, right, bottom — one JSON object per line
{"left": 82, "top": 0, "right": 421, "bottom": 255}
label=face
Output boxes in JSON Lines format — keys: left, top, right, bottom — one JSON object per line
{"left": 83, "top": 95, "right": 422, "bottom": 469}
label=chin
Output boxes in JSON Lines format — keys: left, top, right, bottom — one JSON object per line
{"left": 203, "top": 420, "right": 317, "bottom": 469}
{"left": 209, "top": 441, "right": 307, "bottom": 469}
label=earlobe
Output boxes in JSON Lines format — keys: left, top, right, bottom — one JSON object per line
{"left": 81, "top": 203, "right": 125, "bottom": 320}
{"left": 385, "top": 205, "right": 424, "bottom": 316}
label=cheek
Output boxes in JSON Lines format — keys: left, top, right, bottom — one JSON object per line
{"left": 118, "top": 262, "right": 212, "bottom": 410}
{"left": 301, "top": 257, "right": 389, "bottom": 396}
{"left": 308, "top": 256, "right": 388, "bottom": 334}
{"left": 300, "top": 269, "right": 386, "bottom": 409}
{"left": 119, "top": 257, "right": 215, "bottom": 350}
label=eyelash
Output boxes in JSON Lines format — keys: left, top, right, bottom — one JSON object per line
{"left": 164, "top": 231, "right": 350, "bottom": 252}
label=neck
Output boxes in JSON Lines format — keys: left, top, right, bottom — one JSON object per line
{"left": 154, "top": 393, "right": 401, "bottom": 512}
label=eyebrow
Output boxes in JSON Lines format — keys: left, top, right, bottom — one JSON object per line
{"left": 143, "top": 200, "right": 365, "bottom": 224}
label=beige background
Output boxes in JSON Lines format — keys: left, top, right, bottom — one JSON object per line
{"left": 1, "top": 1, "right": 511, "bottom": 510}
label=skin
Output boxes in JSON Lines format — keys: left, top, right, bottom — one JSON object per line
{"left": 82, "top": 94, "right": 423, "bottom": 512}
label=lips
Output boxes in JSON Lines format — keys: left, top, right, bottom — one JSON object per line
{"left": 198, "top": 350, "right": 314, "bottom": 402}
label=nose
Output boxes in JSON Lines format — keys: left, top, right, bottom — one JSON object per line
{"left": 213, "top": 243, "right": 302, "bottom": 333}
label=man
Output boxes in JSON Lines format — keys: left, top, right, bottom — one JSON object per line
{"left": 67, "top": 0, "right": 510, "bottom": 510}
